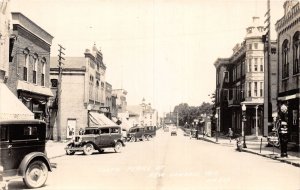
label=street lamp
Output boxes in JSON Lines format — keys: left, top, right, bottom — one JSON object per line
{"left": 242, "top": 104, "right": 247, "bottom": 148}
{"left": 215, "top": 113, "right": 218, "bottom": 142}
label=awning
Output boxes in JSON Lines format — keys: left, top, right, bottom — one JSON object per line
{"left": 278, "top": 93, "right": 300, "bottom": 101}
{"left": 17, "top": 80, "right": 53, "bottom": 97}
{"left": 0, "top": 83, "right": 34, "bottom": 120}
{"left": 89, "top": 112, "right": 117, "bottom": 127}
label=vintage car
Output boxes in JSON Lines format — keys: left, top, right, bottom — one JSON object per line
{"left": 127, "top": 126, "right": 146, "bottom": 142}
{"left": 144, "top": 126, "right": 156, "bottom": 140}
{"left": 65, "top": 126, "right": 125, "bottom": 155}
{"left": 0, "top": 120, "right": 53, "bottom": 189}
{"left": 170, "top": 125, "right": 177, "bottom": 136}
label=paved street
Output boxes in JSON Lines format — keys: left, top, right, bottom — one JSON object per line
{"left": 8, "top": 129, "right": 300, "bottom": 190}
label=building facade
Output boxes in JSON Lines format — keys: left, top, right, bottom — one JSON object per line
{"left": 112, "top": 89, "right": 128, "bottom": 113}
{"left": 0, "top": 0, "right": 11, "bottom": 82}
{"left": 275, "top": 0, "right": 300, "bottom": 148}
{"left": 214, "top": 17, "right": 265, "bottom": 137}
{"left": 49, "top": 45, "right": 111, "bottom": 140}
{"left": 6, "top": 12, "right": 53, "bottom": 123}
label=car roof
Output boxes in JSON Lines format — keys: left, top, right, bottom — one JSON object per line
{"left": 86, "top": 126, "right": 120, "bottom": 130}
{"left": 0, "top": 119, "right": 46, "bottom": 125}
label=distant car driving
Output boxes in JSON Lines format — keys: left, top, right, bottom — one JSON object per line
{"left": 171, "top": 126, "right": 177, "bottom": 136}
{"left": 65, "top": 126, "right": 125, "bottom": 155}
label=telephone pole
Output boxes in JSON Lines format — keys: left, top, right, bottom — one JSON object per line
{"left": 57, "top": 44, "right": 65, "bottom": 141}
{"left": 263, "top": 0, "right": 271, "bottom": 136}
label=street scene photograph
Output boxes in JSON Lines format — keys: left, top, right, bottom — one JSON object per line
{"left": 0, "top": 0, "right": 300, "bottom": 189}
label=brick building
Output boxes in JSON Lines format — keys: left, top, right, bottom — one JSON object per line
{"left": 214, "top": 17, "right": 265, "bottom": 137}
{"left": 50, "top": 45, "right": 113, "bottom": 140}
{"left": 275, "top": 0, "right": 300, "bottom": 148}
{"left": 6, "top": 12, "right": 53, "bottom": 123}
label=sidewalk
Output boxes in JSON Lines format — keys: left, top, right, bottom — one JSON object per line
{"left": 198, "top": 135, "right": 300, "bottom": 168}
{"left": 46, "top": 140, "right": 69, "bottom": 159}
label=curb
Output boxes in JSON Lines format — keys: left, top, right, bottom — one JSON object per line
{"left": 242, "top": 149, "right": 300, "bottom": 168}
{"left": 199, "top": 137, "right": 300, "bottom": 168}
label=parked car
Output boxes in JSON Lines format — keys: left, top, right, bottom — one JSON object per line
{"left": 171, "top": 126, "right": 177, "bottom": 136}
{"left": 65, "top": 126, "right": 125, "bottom": 155}
{"left": 127, "top": 126, "right": 145, "bottom": 142}
{"left": 144, "top": 126, "right": 156, "bottom": 140}
{"left": 0, "top": 119, "right": 53, "bottom": 189}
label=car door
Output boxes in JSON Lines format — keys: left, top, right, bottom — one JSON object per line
{"left": 99, "top": 128, "right": 111, "bottom": 147}
{"left": 110, "top": 127, "right": 121, "bottom": 146}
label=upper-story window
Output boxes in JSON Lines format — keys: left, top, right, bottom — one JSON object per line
{"left": 254, "top": 58, "right": 258, "bottom": 71}
{"left": 254, "top": 82, "right": 258, "bottom": 97}
{"left": 248, "top": 44, "right": 252, "bottom": 50}
{"left": 33, "top": 55, "right": 38, "bottom": 84}
{"left": 254, "top": 43, "right": 258, "bottom": 49}
{"left": 41, "top": 58, "right": 46, "bottom": 86}
{"left": 96, "top": 80, "right": 99, "bottom": 102}
{"left": 223, "top": 71, "right": 229, "bottom": 83}
{"left": 293, "top": 32, "right": 300, "bottom": 75}
{"left": 248, "top": 58, "right": 252, "bottom": 72}
{"left": 241, "top": 61, "right": 245, "bottom": 76}
{"left": 260, "top": 82, "right": 263, "bottom": 97}
{"left": 24, "top": 53, "right": 29, "bottom": 81}
{"left": 51, "top": 79, "right": 58, "bottom": 88}
{"left": 282, "top": 40, "right": 289, "bottom": 78}
{"left": 248, "top": 82, "right": 252, "bottom": 97}
{"left": 237, "top": 64, "right": 241, "bottom": 79}
{"left": 260, "top": 58, "right": 264, "bottom": 71}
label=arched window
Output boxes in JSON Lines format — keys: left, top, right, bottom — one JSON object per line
{"left": 293, "top": 32, "right": 300, "bottom": 74}
{"left": 96, "top": 80, "right": 99, "bottom": 102}
{"left": 33, "top": 53, "right": 38, "bottom": 84}
{"left": 23, "top": 48, "right": 30, "bottom": 81}
{"left": 41, "top": 57, "right": 46, "bottom": 86}
{"left": 282, "top": 40, "right": 289, "bottom": 78}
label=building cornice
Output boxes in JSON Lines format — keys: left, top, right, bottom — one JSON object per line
{"left": 275, "top": 2, "right": 300, "bottom": 33}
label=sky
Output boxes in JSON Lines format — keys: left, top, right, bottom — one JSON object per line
{"left": 10, "top": 0, "right": 284, "bottom": 115}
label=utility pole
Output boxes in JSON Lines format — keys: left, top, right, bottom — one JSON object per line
{"left": 57, "top": 44, "right": 65, "bottom": 141}
{"left": 263, "top": 0, "right": 271, "bottom": 137}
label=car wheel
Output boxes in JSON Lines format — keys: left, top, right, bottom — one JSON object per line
{"left": 23, "top": 160, "right": 48, "bottom": 189}
{"left": 141, "top": 135, "right": 146, "bottom": 141}
{"left": 83, "top": 143, "right": 94, "bottom": 155}
{"left": 145, "top": 135, "right": 149, "bottom": 141}
{"left": 114, "top": 142, "right": 122, "bottom": 153}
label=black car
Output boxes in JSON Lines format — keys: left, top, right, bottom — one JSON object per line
{"left": 144, "top": 126, "right": 156, "bottom": 140}
{"left": 65, "top": 126, "right": 125, "bottom": 155}
{"left": 127, "top": 126, "right": 146, "bottom": 142}
{"left": 0, "top": 120, "right": 52, "bottom": 189}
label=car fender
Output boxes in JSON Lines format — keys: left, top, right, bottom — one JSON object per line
{"left": 114, "top": 139, "right": 125, "bottom": 147}
{"left": 18, "top": 152, "right": 52, "bottom": 177}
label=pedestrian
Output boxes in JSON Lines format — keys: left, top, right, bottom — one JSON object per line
{"left": 228, "top": 128, "right": 233, "bottom": 143}
{"left": 278, "top": 121, "right": 288, "bottom": 157}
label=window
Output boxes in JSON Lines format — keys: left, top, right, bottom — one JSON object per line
{"left": 223, "top": 71, "right": 229, "bottom": 83}
{"left": 241, "top": 61, "right": 245, "bottom": 76}
{"left": 33, "top": 57, "right": 38, "bottom": 84}
{"left": 260, "top": 82, "right": 263, "bottom": 97}
{"left": 11, "top": 125, "right": 38, "bottom": 141}
{"left": 260, "top": 58, "right": 264, "bottom": 71}
{"left": 41, "top": 58, "right": 46, "bottom": 86}
{"left": 96, "top": 80, "right": 99, "bottom": 101}
{"left": 51, "top": 79, "right": 58, "bottom": 88}
{"left": 248, "top": 58, "right": 252, "bottom": 72}
{"left": 100, "top": 128, "right": 110, "bottom": 134}
{"left": 0, "top": 126, "right": 7, "bottom": 141}
{"left": 241, "top": 84, "right": 245, "bottom": 99}
{"left": 111, "top": 128, "right": 120, "bottom": 134}
{"left": 254, "top": 82, "right": 257, "bottom": 96}
{"left": 254, "top": 43, "right": 258, "bottom": 49}
{"left": 248, "top": 82, "right": 252, "bottom": 97}
{"left": 293, "top": 32, "right": 300, "bottom": 74}
{"left": 282, "top": 40, "right": 289, "bottom": 78}
{"left": 24, "top": 54, "right": 29, "bottom": 81}
{"left": 254, "top": 58, "right": 258, "bottom": 71}
{"left": 249, "top": 44, "right": 252, "bottom": 50}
